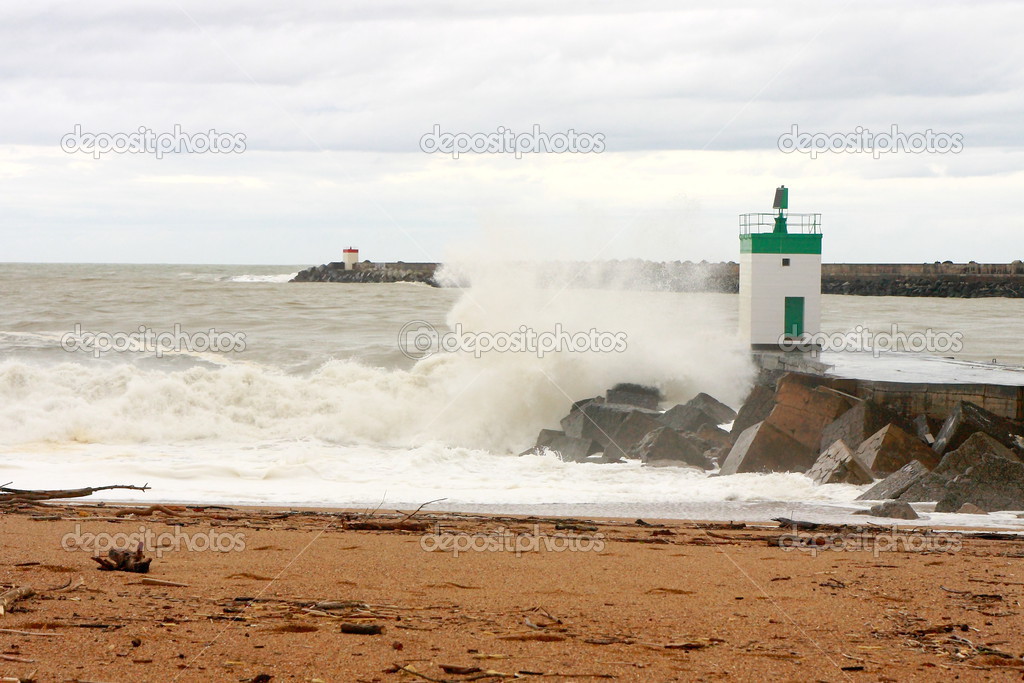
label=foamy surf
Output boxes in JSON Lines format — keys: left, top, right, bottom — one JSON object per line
{"left": 227, "top": 273, "right": 298, "bottom": 283}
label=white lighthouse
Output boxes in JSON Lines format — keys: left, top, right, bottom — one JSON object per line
{"left": 738, "top": 186, "right": 822, "bottom": 349}
{"left": 342, "top": 247, "right": 359, "bottom": 271}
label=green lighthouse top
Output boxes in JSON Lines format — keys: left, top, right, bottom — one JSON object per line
{"left": 739, "top": 185, "right": 821, "bottom": 254}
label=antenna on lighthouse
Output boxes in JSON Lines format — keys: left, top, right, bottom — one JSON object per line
{"left": 772, "top": 185, "right": 788, "bottom": 234}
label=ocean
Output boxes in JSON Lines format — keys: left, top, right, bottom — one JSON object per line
{"left": 2, "top": 263, "right": 1023, "bottom": 526}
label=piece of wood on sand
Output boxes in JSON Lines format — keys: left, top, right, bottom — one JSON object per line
{"left": 0, "top": 483, "right": 150, "bottom": 504}
{"left": 0, "top": 587, "right": 35, "bottom": 616}
{"left": 93, "top": 542, "right": 152, "bottom": 573}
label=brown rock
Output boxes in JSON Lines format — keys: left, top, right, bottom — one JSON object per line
{"left": 956, "top": 503, "right": 988, "bottom": 515}
{"left": 854, "top": 424, "right": 940, "bottom": 475}
{"left": 764, "top": 380, "right": 856, "bottom": 452}
{"left": 719, "top": 421, "right": 816, "bottom": 475}
{"left": 806, "top": 440, "right": 874, "bottom": 485}
{"left": 819, "top": 401, "right": 902, "bottom": 453}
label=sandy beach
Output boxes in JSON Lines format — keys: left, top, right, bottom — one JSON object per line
{"left": 3, "top": 503, "right": 1024, "bottom": 682}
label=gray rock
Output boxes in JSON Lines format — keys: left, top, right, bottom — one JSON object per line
{"left": 605, "top": 383, "right": 662, "bottom": 410}
{"left": 806, "top": 440, "right": 875, "bottom": 485}
{"left": 561, "top": 403, "right": 659, "bottom": 447}
{"left": 899, "top": 433, "right": 1024, "bottom": 512}
{"left": 856, "top": 460, "right": 929, "bottom": 500}
{"left": 606, "top": 410, "right": 663, "bottom": 459}
{"left": 933, "top": 400, "right": 1024, "bottom": 458}
{"left": 694, "top": 424, "right": 734, "bottom": 449}
{"left": 685, "top": 392, "right": 737, "bottom": 426}
{"left": 632, "top": 427, "right": 709, "bottom": 469}
{"left": 657, "top": 404, "right": 718, "bottom": 433}
{"left": 568, "top": 396, "right": 603, "bottom": 414}
{"left": 529, "top": 429, "right": 602, "bottom": 463}
{"left": 853, "top": 501, "right": 919, "bottom": 520}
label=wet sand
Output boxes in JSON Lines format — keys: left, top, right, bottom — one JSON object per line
{"left": 2, "top": 503, "right": 1024, "bottom": 681}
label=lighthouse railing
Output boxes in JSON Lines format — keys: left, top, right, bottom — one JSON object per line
{"left": 739, "top": 212, "right": 820, "bottom": 235}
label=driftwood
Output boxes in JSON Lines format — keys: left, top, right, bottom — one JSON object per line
{"left": 0, "top": 483, "right": 150, "bottom": 504}
{"left": 345, "top": 519, "right": 429, "bottom": 532}
{"left": 340, "top": 622, "right": 384, "bottom": 635}
{"left": 0, "top": 587, "right": 35, "bottom": 616}
{"left": 93, "top": 542, "right": 151, "bottom": 573}
{"left": 139, "top": 578, "right": 187, "bottom": 587}
{"left": 113, "top": 504, "right": 181, "bottom": 517}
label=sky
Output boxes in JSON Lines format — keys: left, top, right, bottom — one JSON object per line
{"left": 1, "top": 0, "right": 1022, "bottom": 265}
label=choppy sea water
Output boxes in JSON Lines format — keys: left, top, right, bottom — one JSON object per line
{"left": 1, "top": 263, "right": 1022, "bottom": 527}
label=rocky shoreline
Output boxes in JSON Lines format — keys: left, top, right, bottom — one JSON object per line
{"left": 290, "top": 262, "right": 438, "bottom": 286}
{"left": 526, "top": 373, "right": 1024, "bottom": 516}
{"left": 290, "top": 260, "right": 1024, "bottom": 297}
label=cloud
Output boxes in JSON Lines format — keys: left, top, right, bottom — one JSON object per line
{"left": 0, "top": 0, "right": 1021, "bottom": 262}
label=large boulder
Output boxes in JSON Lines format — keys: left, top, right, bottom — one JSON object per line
{"left": 899, "top": 433, "right": 1024, "bottom": 512}
{"left": 694, "top": 424, "right": 734, "bottom": 449}
{"left": 763, "top": 378, "right": 857, "bottom": 452}
{"left": 530, "top": 429, "right": 602, "bottom": 463}
{"left": 606, "top": 410, "right": 663, "bottom": 459}
{"left": 853, "top": 501, "right": 919, "bottom": 520}
{"left": 605, "top": 383, "right": 662, "bottom": 410}
{"left": 933, "top": 401, "right": 1024, "bottom": 458}
{"left": 685, "top": 393, "right": 737, "bottom": 426}
{"left": 718, "top": 421, "right": 816, "bottom": 475}
{"left": 632, "top": 427, "right": 709, "bottom": 469}
{"left": 657, "top": 404, "right": 718, "bottom": 433}
{"left": 806, "top": 440, "right": 874, "bottom": 485}
{"left": 561, "top": 403, "right": 659, "bottom": 447}
{"left": 730, "top": 384, "right": 776, "bottom": 437}
{"left": 819, "top": 401, "right": 906, "bottom": 453}
{"left": 568, "top": 396, "right": 603, "bottom": 414}
{"left": 939, "top": 431, "right": 1018, "bottom": 463}
{"left": 854, "top": 424, "right": 940, "bottom": 475}
{"left": 856, "top": 460, "right": 930, "bottom": 501}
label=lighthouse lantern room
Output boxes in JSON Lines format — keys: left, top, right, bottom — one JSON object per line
{"left": 738, "top": 186, "right": 822, "bottom": 349}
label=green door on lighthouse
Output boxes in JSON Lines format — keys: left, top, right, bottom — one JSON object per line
{"left": 784, "top": 297, "right": 805, "bottom": 338}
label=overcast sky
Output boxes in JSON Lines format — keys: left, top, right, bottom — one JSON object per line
{"left": 1, "top": 0, "right": 1022, "bottom": 265}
